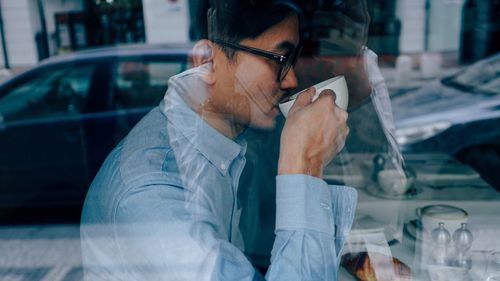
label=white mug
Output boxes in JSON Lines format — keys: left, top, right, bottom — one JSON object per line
{"left": 279, "top": 76, "right": 348, "bottom": 118}
{"left": 416, "top": 204, "right": 468, "bottom": 237}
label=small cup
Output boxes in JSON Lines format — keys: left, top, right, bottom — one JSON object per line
{"left": 416, "top": 204, "right": 468, "bottom": 237}
{"left": 279, "top": 76, "right": 348, "bottom": 118}
{"left": 377, "top": 169, "right": 413, "bottom": 195}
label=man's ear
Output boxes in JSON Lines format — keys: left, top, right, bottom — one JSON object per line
{"left": 192, "top": 39, "right": 214, "bottom": 67}
{"left": 191, "top": 39, "right": 216, "bottom": 85}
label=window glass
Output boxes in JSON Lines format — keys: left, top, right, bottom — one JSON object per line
{"left": 112, "top": 60, "right": 185, "bottom": 109}
{"left": 0, "top": 64, "right": 94, "bottom": 122}
{"left": 1, "top": 1, "right": 499, "bottom": 281}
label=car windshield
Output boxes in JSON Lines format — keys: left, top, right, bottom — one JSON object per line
{"left": 443, "top": 53, "right": 500, "bottom": 95}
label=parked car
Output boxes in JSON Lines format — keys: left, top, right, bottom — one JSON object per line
{"left": 393, "top": 53, "right": 500, "bottom": 188}
{"left": 0, "top": 44, "right": 191, "bottom": 210}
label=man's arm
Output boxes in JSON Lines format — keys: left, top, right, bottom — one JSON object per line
{"left": 102, "top": 182, "right": 263, "bottom": 280}
{"left": 266, "top": 174, "right": 357, "bottom": 280}
{"left": 90, "top": 176, "right": 354, "bottom": 281}
{"left": 269, "top": 81, "right": 357, "bottom": 279}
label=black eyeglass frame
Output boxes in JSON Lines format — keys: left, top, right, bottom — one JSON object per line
{"left": 213, "top": 39, "right": 302, "bottom": 82}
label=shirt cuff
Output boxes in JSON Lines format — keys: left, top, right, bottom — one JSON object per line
{"left": 275, "top": 174, "right": 358, "bottom": 236}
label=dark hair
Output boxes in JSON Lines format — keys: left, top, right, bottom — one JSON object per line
{"left": 207, "top": 0, "right": 304, "bottom": 58}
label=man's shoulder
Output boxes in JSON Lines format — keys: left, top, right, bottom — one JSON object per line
{"left": 117, "top": 107, "right": 180, "bottom": 185}
{"left": 91, "top": 107, "right": 181, "bottom": 193}
{"left": 82, "top": 107, "right": 183, "bottom": 221}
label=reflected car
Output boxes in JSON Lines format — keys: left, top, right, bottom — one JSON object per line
{"left": 392, "top": 53, "right": 500, "bottom": 188}
{"left": 0, "top": 44, "right": 191, "bottom": 210}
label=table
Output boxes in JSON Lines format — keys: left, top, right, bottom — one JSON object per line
{"left": 324, "top": 153, "right": 500, "bottom": 280}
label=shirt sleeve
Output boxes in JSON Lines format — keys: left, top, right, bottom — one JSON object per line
{"left": 83, "top": 175, "right": 356, "bottom": 281}
{"left": 265, "top": 174, "right": 358, "bottom": 280}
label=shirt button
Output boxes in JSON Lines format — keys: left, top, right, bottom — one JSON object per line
{"left": 220, "top": 163, "right": 227, "bottom": 171}
{"left": 320, "top": 202, "right": 330, "bottom": 210}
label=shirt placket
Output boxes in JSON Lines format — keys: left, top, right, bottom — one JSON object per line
{"left": 227, "top": 155, "right": 246, "bottom": 244}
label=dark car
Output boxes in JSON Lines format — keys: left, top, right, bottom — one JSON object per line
{"left": 392, "top": 53, "right": 500, "bottom": 188}
{"left": 0, "top": 44, "right": 191, "bottom": 211}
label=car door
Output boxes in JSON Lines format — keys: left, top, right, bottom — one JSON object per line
{"left": 83, "top": 57, "right": 187, "bottom": 178}
{"left": 0, "top": 62, "right": 95, "bottom": 208}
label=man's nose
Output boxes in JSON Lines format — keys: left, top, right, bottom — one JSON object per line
{"left": 280, "top": 68, "right": 298, "bottom": 90}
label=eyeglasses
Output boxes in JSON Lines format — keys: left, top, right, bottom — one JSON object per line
{"left": 213, "top": 39, "right": 302, "bottom": 82}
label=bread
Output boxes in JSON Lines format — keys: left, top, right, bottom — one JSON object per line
{"left": 341, "top": 252, "right": 412, "bottom": 281}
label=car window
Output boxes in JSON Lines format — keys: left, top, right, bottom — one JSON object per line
{"left": 112, "top": 60, "right": 185, "bottom": 109}
{"left": 0, "top": 64, "right": 95, "bottom": 122}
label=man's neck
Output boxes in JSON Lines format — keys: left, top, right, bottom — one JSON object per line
{"left": 199, "top": 110, "right": 245, "bottom": 140}
{"left": 176, "top": 72, "right": 246, "bottom": 140}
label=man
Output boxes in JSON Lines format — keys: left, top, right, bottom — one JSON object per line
{"left": 236, "top": 0, "right": 404, "bottom": 269}
{"left": 80, "top": 0, "right": 357, "bottom": 280}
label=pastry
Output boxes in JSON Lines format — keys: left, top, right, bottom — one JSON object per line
{"left": 341, "top": 252, "right": 412, "bottom": 281}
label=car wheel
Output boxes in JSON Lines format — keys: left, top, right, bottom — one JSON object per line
{"left": 456, "top": 144, "right": 500, "bottom": 191}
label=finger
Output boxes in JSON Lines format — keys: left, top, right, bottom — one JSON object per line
{"left": 335, "top": 128, "right": 348, "bottom": 153}
{"left": 336, "top": 109, "right": 348, "bottom": 123}
{"left": 336, "top": 123, "right": 347, "bottom": 138}
{"left": 317, "top": 89, "right": 336, "bottom": 103}
{"left": 340, "top": 125, "right": 350, "bottom": 140}
{"left": 295, "top": 87, "right": 315, "bottom": 106}
{"left": 336, "top": 138, "right": 346, "bottom": 154}
{"left": 289, "top": 87, "right": 315, "bottom": 115}
{"left": 314, "top": 90, "right": 337, "bottom": 111}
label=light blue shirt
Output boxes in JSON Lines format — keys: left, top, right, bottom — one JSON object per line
{"left": 80, "top": 66, "right": 358, "bottom": 280}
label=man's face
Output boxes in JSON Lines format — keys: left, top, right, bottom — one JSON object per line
{"left": 211, "top": 14, "right": 300, "bottom": 130}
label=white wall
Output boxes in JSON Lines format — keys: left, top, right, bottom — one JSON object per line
{"left": 428, "top": 0, "right": 464, "bottom": 52}
{"left": 0, "top": 0, "right": 84, "bottom": 68}
{"left": 396, "top": 0, "right": 465, "bottom": 53}
{"left": 1, "top": 0, "right": 38, "bottom": 67}
{"left": 143, "top": 0, "right": 189, "bottom": 44}
{"left": 28, "top": 0, "right": 41, "bottom": 38}
{"left": 396, "top": 0, "right": 426, "bottom": 53}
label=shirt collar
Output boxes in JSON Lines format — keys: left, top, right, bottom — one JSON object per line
{"left": 160, "top": 66, "right": 246, "bottom": 176}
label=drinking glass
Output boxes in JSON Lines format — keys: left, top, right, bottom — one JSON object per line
{"left": 486, "top": 251, "right": 500, "bottom": 281}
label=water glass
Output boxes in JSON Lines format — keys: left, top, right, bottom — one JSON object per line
{"left": 486, "top": 252, "right": 500, "bottom": 281}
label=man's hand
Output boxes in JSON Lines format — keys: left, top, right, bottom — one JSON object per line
{"left": 278, "top": 87, "right": 349, "bottom": 178}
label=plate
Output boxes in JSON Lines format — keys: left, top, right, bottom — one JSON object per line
{"left": 323, "top": 174, "right": 366, "bottom": 187}
{"left": 364, "top": 183, "right": 422, "bottom": 200}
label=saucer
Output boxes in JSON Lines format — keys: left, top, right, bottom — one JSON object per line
{"left": 364, "top": 183, "right": 422, "bottom": 200}
{"left": 404, "top": 220, "right": 419, "bottom": 240}
{"left": 404, "top": 219, "right": 429, "bottom": 241}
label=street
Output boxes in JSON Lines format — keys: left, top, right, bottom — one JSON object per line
{"left": 0, "top": 224, "right": 82, "bottom": 281}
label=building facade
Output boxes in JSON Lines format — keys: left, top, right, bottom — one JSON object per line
{"left": 0, "top": 0, "right": 189, "bottom": 69}
{"left": 0, "top": 0, "right": 497, "bottom": 69}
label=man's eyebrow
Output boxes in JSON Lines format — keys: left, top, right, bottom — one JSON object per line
{"left": 273, "top": 41, "right": 297, "bottom": 53}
